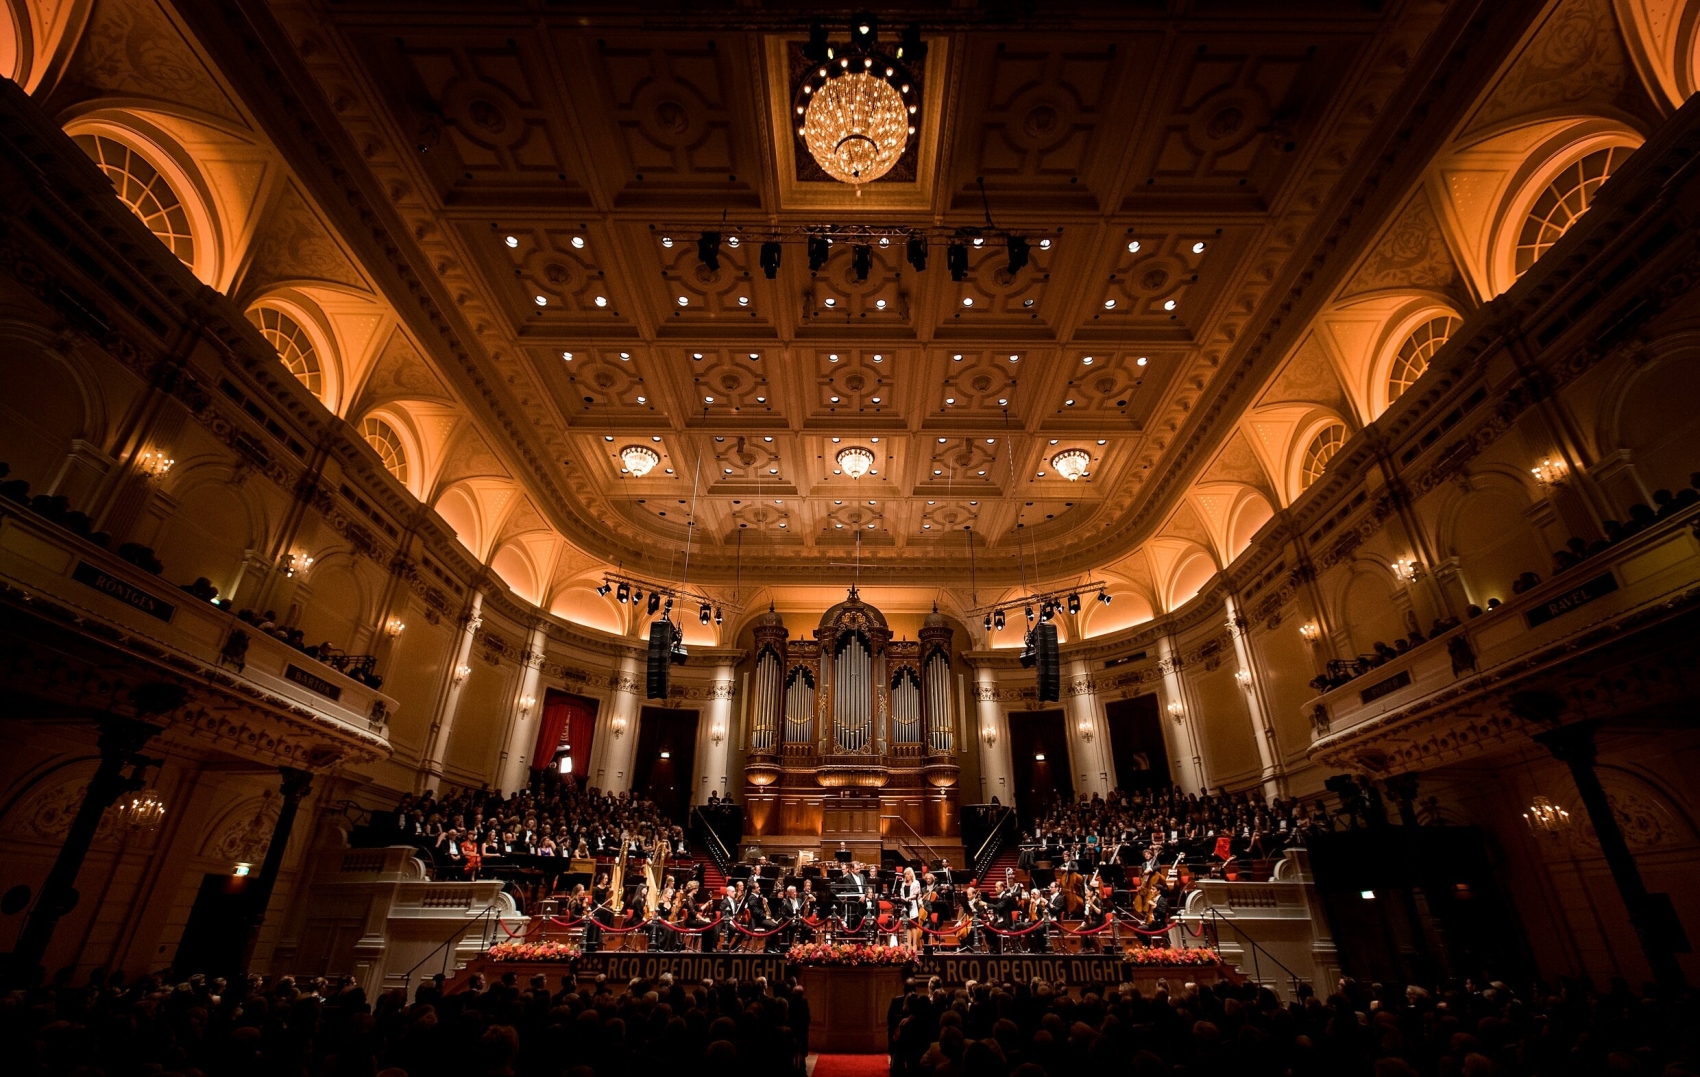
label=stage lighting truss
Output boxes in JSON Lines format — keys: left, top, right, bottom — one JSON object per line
{"left": 648, "top": 224, "right": 1044, "bottom": 281}
{"left": 972, "top": 576, "right": 1109, "bottom": 629}
{"left": 597, "top": 573, "right": 739, "bottom": 623}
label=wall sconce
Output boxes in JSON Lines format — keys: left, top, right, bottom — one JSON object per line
{"left": 710, "top": 723, "right": 726, "bottom": 747}
{"left": 136, "top": 449, "right": 175, "bottom": 481}
{"left": 1530, "top": 457, "right": 1568, "bottom": 489}
{"left": 452, "top": 663, "right": 472, "bottom": 686}
{"left": 1298, "top": 622, "right": 1321, "bottom": 643}
{"left": 1166, "top": 700, "right": 1184, "bottom": 722}
{"left": 518, "top": 694, "right": 537, "bottom": 717}
{"left": 385, "top": 618, "right": 406, "bottom": 638}
{"left": 611, "top": 714, "right": 628, "bottom": 739}
{"left": 1076, "top": 718, "right": 1095, "bottom": 743}
{"left": 281, "top": 552, "right": 314, "bottom": 578}
{"left": 1391, "top": 558, "right": 1424, "bottom": 584}
{"left": 981, "top": 725, "right": 998, "bottom": 746}
{"left": 1234, "top": 669, "right": 1252, "bottom": 688}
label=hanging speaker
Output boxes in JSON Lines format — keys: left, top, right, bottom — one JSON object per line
{"left": 1036, "top": 622, "right": 1060, "bottom": 702}
{"left": 647, "top": 619, "right": 674, "bottom": 699}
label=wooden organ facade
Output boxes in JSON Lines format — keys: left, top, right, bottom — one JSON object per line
{"left": 742, "top": 594, "right": 963, "bottom": 864}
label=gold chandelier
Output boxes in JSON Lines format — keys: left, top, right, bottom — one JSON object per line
{"left": 799, "top": 69, "right": 912, "bottom": 187}
{"left": 836, "top": 445, "right": 875, "bottom": 479}
{"left": 1050, "top": 448, "right": 1091, "bottom": 482}
{"left": 620, "top": 445, "right": 660, "bottom": 477}
{"left": 1523, "top": 794, "right": 1571, "bottom": 836}
{"left": 113, "top": 787, "right": 166, "bottom": 832}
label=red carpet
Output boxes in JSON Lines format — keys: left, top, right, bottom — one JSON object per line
{"left": 811, "top": 1055, "right": 889, "bottom": 1077}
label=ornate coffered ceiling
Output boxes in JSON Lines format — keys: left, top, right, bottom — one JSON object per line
{"left": 183, "top": 0, "right": 1529, "bottom": 589}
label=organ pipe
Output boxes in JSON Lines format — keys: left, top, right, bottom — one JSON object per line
{"left": 751, "top": 648, "right": 781, "bottom": 752}
{"left": 834, "top": 633, "right": 871, "bottom": 752}
{"left": 925, "top": 650, "right": 953, "bottom": 753}
{"left": 892, "top": 669, "right": 920, "bottom": 743}
{"left": 784, "top": 669, "right": 815, "bottom": 745}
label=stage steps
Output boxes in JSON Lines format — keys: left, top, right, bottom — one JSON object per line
{"left": 977, "top": 844, "right": 1021, "bottom": 886}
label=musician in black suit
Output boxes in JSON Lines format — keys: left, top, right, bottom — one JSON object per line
{"left": 709, "top": 884, "right": 738, "bottom": 952}
{"left": 778, "top": 885, "right": 805, "bottom": 947}
{"left": 844, "top": 862, "right": 870, "bottom": 932}
{"left": 747, "top": 879, "right": 780, "bottom": 952}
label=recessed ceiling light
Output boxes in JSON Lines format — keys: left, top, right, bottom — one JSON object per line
{"left": 1097, "top": 439, "right": 1107, "bottom": 445}
{"left": 825, "top": 298, "right": 836, "bottom": 307}
{"left": 927, "top": 500, "right": 935, "bottom": 505}
{"left": 594, "top": 296, "right": 607, "bottom": 307}
{"left": 829, "top": 353, "right": 838, "bottom": 361}
{"left": 572, "top": 236, "right": 586, "bottom": 249}
{"left": 962, "top": 297, "right": 973, "bottom": 306}
{"left": 678, "top": 296, "right": 689, "bottom": 306}
{"left": 831, "top": 437, "right": 841, "bottom": 443}
{"left": 1127, "top": 240, "right": 1140, "bottom": 253}
{"left": 1137, "top": 356, "right": 1149, "bottom": 366}
{"left": 969, "top": 501, "right": 978, "bottom": 505}
{"left": 779, "top": 521, "right": 787, "bottom": 527}
{"left": 1038, "top": 471, "right": 1046, "bottom": 477}
{"left": 756, "top": 396, "right": 766, "bottom": 402}
{"left": 666, "top": 468, "right": 674, "bottom": 474}
{"left": 868, "top": 500, "right": 877, "bottom": 505}
{"left": 769, "top": 467, "right": 778, "bottom": 474}
{"left": 867, "top": 523, "right": 875, "bottom": 528}
{"left": 977, "top": 470, "right": 985, "bottom": 476}
{"left": 835, "top": 523, "right": 843, "bottom": 528}
{"left": 1009, "top": 354, "right": 1019, "bottom": 362}
{"left": 763, "top": 436, "right": 773, "bottom": 442}
{"left": 834, "top": 500, "right": 843, "bottom": 505}
{"left": 1082, "top": 356, "right": 1093, "bottom": 365}
{"left": 1164, "top": 299, "right": 1177, "bottom": 310}
{"left": 534, "top": 295, "right": 548, "bottom": 306}
{"left": 871, "top": 438, "right": 879, "bottom": 443}
{"left": 986, "top": 439, "right": 996, "bottom": 444}
{"left": 924, "top": 523, "right": 932, "bottom": 529}
{"left": 727, "top": 236, "right": 740, "bottom": 248}
{"left": 1040, "top": 239, "right": 1051, "bottom": 250}
{"left": 1023, "top": 299, "right": 1034, "bottom": 307}
{"left": 945, "top": 397, "right": 955, "bottom": 405}
{"left": 504, "top": 235, "right": 519, "bottom": 248}
{"left": 998, "top": 398, "right": 1008, "bottom": 405}
{"left": 830, "top": 395, "right": 840, "bottom": 403}
{"left": 875, "top": 299, "right": 886, "bottom": 309}
{"left": 933, "top": 469, "right": 942, "bottom": 475}
{"left": 871, "top": 396, "right": 881, "bottom": 403}
{"left": 775, "top": 499, "right": 783, "bottom": 504}
{"left": 604, "top": 436, "right": 614, "bottom": 442}
{"left": 1193, "top": 241, "right": 1206, "bottom": 253}
{"left": 562, "top": 351, "right": 573, "bottom": 360}
{"left": 661, "top": 236, "right": 674, "bottom": 248}
{"left": 1104, "top": 299, "right": 1116, "bottom": 309}
{"left": 1050, "top": 439, "right": 1059, "bottom": 445}
{"left": 724, "top": 467, "right": 733, "bottom": 474}
{"left": 636, "top": 395, "right": 647, "bottom": 403}
{"left": 693, "top": 352, "right": 703, "bottom": 359}
{"left": 738, "top": 296, "right": 749, "bottom": 306}
{"left": 619, "top": 351, "right": 630, "bottom": 360}
{"left": 952, "top": 354, "right": 962, "bottom": 361}
{"left": 972, "top": 237, "right": 984, "bottom": 248}
{"left": 937, "top": 437, "right": 947, "bottom": 443}
{"left": 704, "top": 395, "right": 715, "bottom": 403}
{"left": 750, "top": 352, "right": 760, "bottom": 359}
{"left": 872, "top": 354, "right": 882, "bottom": 362}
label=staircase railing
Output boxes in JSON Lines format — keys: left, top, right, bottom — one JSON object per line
{"left": 1201, "top": 906, "right": 1308, "bottom": 998}
{"left": 691, "top": 806, "right": 734, "bottom": 875}
{"left": 880, "top": 814, "right": 942, "bottom": 867}
{"left": 971, "top": 805, "right": 1017, "bottom": 882}
{"left": 395, "top": 904, "right": 501, "bottom": 999}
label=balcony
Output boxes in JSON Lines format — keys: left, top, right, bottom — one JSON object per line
{"left": 1306, "top": 504, "right": 1700, "bottom": 769}
{"left": 0, "top": 504, "right": 395, "bottom": 746}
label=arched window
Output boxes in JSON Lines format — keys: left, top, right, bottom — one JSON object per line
{"left": 72, "top": 134, "right": 195, "bottom": 267}
{"left": 1387, "top": 315, "right": 1461, "bottom": 405}
{"left": 1300, "top": 423, "right": 1347, "bottom": 490}
{"left": 1515, "top": 146, "right": 1635, "bottom": 277}
{"left": 361, "top": 417, "right": 409, "bottom": 486}
{"left": 247, "top": 307, "right": 323, "bottom": 398}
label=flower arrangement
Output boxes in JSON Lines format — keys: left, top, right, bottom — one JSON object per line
{"left": 787, "top": 941, "right": 918, "bottom": 967}
{"left": 487, "top": 940, "right": 580, "bottom": 963}
{"left": 1123, "top": 946, "right": 1220, "bottom": 966}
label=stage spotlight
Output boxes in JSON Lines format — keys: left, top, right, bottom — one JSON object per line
{"left": 1019, "top": 631, "right": 1036, "bottom": 668}
{"left": 984, "top": 613, "right": 993, "bottom": 631}
{"left": 1007, "top": 234, "right": 1030, "bottom": 274}
{"left": 760, "top": 241, "right": 781, "bottom": 279}
{"left": 1098, "top": 589, "right": 1111, "bottom": 605}
{"left": 1067, "top": 592, "right": 1081, "bottom": 615}
{"left": 697, "top": 231, "right": 721, "bottom": 272}
{"left": 803, "top": 22, "right": 829, "bottom": 63}
{"left": 632, "top": 588, "right": 643, "bottom": 604}
{"left": 1024, "top": 604, "right": 1035, "bottom": 623}
{"left": 808, "top": 235, "right": 831, "bottom": 272}
{"left": 852, "top": 244, "right": 872, "bottom": 282}
{"left": 1040, "top": 602, "right": 1055, "bottom": 623}
{"left": 897, "top": 22, "right": 927, "bottom": 61}
{"left": 947, "top": 242, "right": 968, "bottom": 282}
{"left": 616, "top": 581, "right": 630, "bottom": 604}
{"left": 647, "top": 591, "right": 661, "bottom": 615}
{"left": 714, "top": 606, "right": 724, "bottom": 626}
{"left": 850, "top": 11, "right": 877, "bottom": 49}
{"left": 907, "top": 233, "right": 927, "bottom": 272}
{"left": 596, "top": 582, "right": 611, "bottom": 597}
{"left": 993, "top": 609, "right": 1006, "bottom": 631}
{"left": 699, "top": 602, "right": 712, "bottom": 624}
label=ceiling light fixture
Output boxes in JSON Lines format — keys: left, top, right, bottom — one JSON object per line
{"left": 795, "top": 23, "right": 915, "bottom": 190}
{"left": 1052, "top": 449, "right": 1090, "bottom": 481}
{"left": 621, "top": 445, "right": 660, "bottom": 478}
{"left": 836, "top": 445, "right": 874, "bottom": 479}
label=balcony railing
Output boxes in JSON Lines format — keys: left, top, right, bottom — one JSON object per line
{"left": 1306, "top": 504, "right": 1700, "bottom": 750}
{"left": 0, "top": 504, "right": 396, "bottom": 742}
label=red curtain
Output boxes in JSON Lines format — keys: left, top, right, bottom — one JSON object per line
{"left": 532, "top": 690, "right": 596, "bottom": 776}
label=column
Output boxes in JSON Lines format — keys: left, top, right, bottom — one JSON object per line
{"left": 1155, "top": 634, "right": 1206, "bottom": 794}
{"left": 5, "top": 717, "right": 160, "bottom": 987}
{"left": 1225, "top": 594, "right": 1284, "bottom": 796}
{"left": 591, "top": 649, "right": 643, "bottom": 793}
{"left": 973, "top": 665, "right": 1013, "bottom": 805}
{"left": 239, "top": 767, "right": 314, "bottom": 973}
{"left": 495, "top": 623, "right": 549, "bottom": 795}
{"left": 1536, "top": 721, "right": 1688, "bottom": 990}
{"left": 694, "top": 660, "right": 736, "bottom": 805}
{"left": 1063, "top": 657, "right": 1113, "bottom": 798}
{"left": 419, "top": 590, "right": 482, "bottom": 793}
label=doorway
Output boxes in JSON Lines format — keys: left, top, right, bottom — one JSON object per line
{"left": 1105, "top": 694, "right": 1172, "bottom": 792}
{"left": 174, "top": 873, "right": 251, "bottom": 980}
{"left": 1007, "top": 710, "right": 1073, "bottom": 823}
{"left": 632, "top": 707, "right": 698, "bottom": 821}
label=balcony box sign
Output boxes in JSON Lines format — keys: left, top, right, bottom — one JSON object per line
{"left": 1525, "top": 571, "right": 1619, "bottom": 628}
{"left": 72, "top": 560, "right": 175, "bottom": 622}
{"left": 285, "top": 663, "right": 343, "bottom": 701}
{"left": 1359, "top": 668, "right": 1412, "bottom": 705}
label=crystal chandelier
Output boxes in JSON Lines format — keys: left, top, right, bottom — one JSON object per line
{"left": 793, "top": 20, "right": 919, "bottom": 190}
{"left": 113, "top": 787, "right": 166, "bottom": 832}
{"left": 1050, "top": 448, "right": 1090, "bottom": 481}
{"left": 620, "top": 445, "right": 660, "bottom": 477}
{"left": 836, "top": 445, "right": 875, "bottom": 479}
{"left": 1523, "top": 794, "right": 1571, "bottom": 836}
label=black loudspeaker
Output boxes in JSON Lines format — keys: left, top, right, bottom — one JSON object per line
{"left": 647, "top": 619, "right": 674, "bottom": 699}
{"left": 1036, "top": 623, "right": 1060, "bottom": 701}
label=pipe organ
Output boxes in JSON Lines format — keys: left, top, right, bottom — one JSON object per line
{"left": 742, "top": 594, "right": 962, "bottom": 863}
